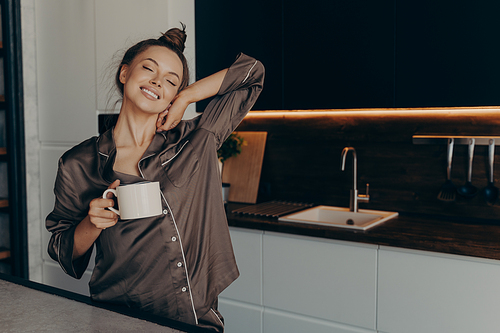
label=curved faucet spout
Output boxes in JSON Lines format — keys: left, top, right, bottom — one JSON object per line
{"left": 341, "top": 147, "right": 357, "bottom": 191}
{"left": 340, "top": 147, "right": 369, "bottom": 212}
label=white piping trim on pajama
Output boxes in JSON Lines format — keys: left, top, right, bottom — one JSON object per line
{"left": 242, "top": 60, "right": 258, "bottom": 83}
{"left": 161, "top": 140, "right": 190, "bottom": 166}
{"left": 160, "top": 191, "right": 199, "bottom": 325}
{"left": 211, "top": 308, "right": 224, "bottom": 328}
{"left": 137, "top": 153, "right": 156, "bottom": 178}
{"left": 57, "top": 235, "right": 68, "bottom": 275}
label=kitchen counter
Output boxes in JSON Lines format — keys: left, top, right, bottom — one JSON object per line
{"left": 0, "top": 273, "right": 208, "bottom": 333}
{"left": 226, "top": 203, "right": 500, "bottom": 261}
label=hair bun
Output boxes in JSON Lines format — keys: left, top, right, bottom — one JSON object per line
{"left": 159, "top": 23, "right": 187, "bottom": 53}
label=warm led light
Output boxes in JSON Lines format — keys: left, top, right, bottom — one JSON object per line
{"left": 246, "top": 107, "right": 500, "bottom": 118}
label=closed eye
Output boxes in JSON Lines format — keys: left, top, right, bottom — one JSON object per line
{"left": 143, "top": 66, "right": 153, "bottom": 72}
{"left": 166, "top": 79, "right": 177, "bottom": 87}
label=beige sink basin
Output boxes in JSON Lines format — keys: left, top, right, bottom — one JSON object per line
{"left": 278, "top": 205, "right": 398, "bottom": 231}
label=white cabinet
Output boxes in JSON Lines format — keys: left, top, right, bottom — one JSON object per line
{"left": 263, "top": 232, "right": 378, "bottom": 331}
{"left": 220, "top": 228, "right": 263, "bottom": 304}
{"left": 219, "top": 298, "right": 263, "bottom": 333}
{"left": 221, "top": 228, "right": 500, "bottom": 333}
{"left": 378, "top": 246, "right": 500, "bottom": 333}
{"left": 35, "top": 0, "right": 97, "bottom": 144}
{"left": 220, "top": 228, "right": 378, "bottom": 332}
{"left": 219, "top": 227, "right": 264, "bottom": 333}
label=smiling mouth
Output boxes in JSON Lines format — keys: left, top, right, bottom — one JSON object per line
{"left": 141, "top": 87, "right": 159, "bottom": 99}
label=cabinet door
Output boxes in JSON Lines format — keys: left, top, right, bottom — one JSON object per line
{"left": 264, "top": 308, "right": 376, "bottom": 333}
{"left": 395, "top": 0, "right": 500, "bottom": 107}
{"left": 378, "top": 247, "right": 500, "bottom": 333}
{"left": 35, "top": 0, "right": 97, "bottom": 143}
{"left": 263, "top": 232, "right": 378, "bottom": 330}
{"left": 219, "top": 298, "right": 263, "bottom": 333}
{"left": 195, "top": 0, "right": 283, "bottom": 110}
{"left": 220, "top": 227, "right": 263, "bottom": 305}
{"left": 219, "top": 227, "right": 263, "bottom": 332}
{"left": 283, "top": 0, "right": 394, "bottom": 109}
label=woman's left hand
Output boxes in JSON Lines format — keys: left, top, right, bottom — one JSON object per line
{"left": 156, "top": 95, "right": 190, "bottom": 132}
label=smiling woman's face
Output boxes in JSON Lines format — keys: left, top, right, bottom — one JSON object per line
{"left": 119, "top": 45, "right": 184, "bottom": 115}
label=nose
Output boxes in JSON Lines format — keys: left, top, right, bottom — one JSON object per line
{"left": 150, "top": 77, "right": 161, "bottom": 87}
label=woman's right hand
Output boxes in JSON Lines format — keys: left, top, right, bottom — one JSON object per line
{"left": 88, "top": 179, "right": 120, "bottom": 230}
{"left": 156, "top": 94, "right": 190, "bottom": 132}
{"left": 73, "top": 180, "right": 121, "bottom": 259}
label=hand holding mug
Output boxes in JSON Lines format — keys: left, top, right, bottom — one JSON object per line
{"left": 88, "top": 179, "right": 120, "bottom": 230}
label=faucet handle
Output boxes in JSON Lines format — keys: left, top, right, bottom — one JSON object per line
{"left": 358, "top": 183, "right": 370, "bottom": 202}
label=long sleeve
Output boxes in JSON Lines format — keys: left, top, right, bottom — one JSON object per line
{"left": 46, "top": 142, "right": 100, "bottom": 279}
{"left": 198, "top": 53, "right": 265, "bottom": 148}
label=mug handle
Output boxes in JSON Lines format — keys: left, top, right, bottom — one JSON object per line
{"left": 102, "top": 189, "right": 120, "bottom": 216}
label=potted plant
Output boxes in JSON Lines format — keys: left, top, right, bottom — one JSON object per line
{"left": 218, "top": 132, "right": 246, "bottom": 203}
{"left": 218, "top": 132, "right": 246, "bottom": 173}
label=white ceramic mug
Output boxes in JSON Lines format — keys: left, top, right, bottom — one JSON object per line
{"left": 102, "top": 181, "right": 163, "bottom": 220}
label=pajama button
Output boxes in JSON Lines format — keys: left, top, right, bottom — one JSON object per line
{"left": 181, "top": 287, "right": 187, "bottom": 292}
{"left": 171, "top": 236, "right": 177, "bottom": 242}
{"left": 177, "top": 262, "right": 183, "bottom": 267}
{"left": 163, "top": 209, "right": 168, "bottom": 215}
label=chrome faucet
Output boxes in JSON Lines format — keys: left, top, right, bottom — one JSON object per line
{"left": 341, "top": 147, "right": 370, "bottom": 212}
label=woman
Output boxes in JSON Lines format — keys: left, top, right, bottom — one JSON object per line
{"left": 46, "top": 25, "right": 264, "bottom": 332}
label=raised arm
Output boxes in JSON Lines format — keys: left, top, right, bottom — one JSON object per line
{"left": 156, "top": 68, "right": 229, "bottom": 132}
{"left": 198, "top": 53, "right": 264, "bottom": 147}
{"left": 156, "top": 53, "right": 264, "bottom": 137}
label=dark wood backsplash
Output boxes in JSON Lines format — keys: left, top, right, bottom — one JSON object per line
{"left": 235, "top": 108, "right": 500, "bottom": 222}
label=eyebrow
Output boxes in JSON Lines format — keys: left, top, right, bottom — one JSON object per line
{"left": 144, "top": 58, "right": 180, "bottom": 79}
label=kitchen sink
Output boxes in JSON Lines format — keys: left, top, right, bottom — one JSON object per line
{"left": 278, "top": 205, "right": 398, "bottom": 231}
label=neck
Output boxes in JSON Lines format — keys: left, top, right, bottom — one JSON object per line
{"left": 114, "top": 103, "right": 157, "bottom": 148}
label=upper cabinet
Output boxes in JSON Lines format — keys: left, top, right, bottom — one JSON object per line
{"left": 282, "top": 1, "right": 394, "bottom": 110}
{"left": 195, "top": 0, "right": 500, "bottom": 110}
{"left": 35, "top": 1, "right": 97, "bottom": 143}
{"left": 395, "top": 0, "right": 500, "bottom": 107}
{"left": 195, "top": 0, "right": 283, "bottom": 111}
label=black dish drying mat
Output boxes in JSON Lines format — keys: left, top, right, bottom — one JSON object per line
{"left": 231, "top": 201, "right": 314, "bottom": 218}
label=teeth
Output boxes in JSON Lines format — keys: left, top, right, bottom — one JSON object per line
{"left": 142, "top": 88, "right": 159, "bottom": 99}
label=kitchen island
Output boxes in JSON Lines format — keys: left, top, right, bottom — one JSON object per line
{"left": 0, "top": 273, "right": 208, "bottom": 332}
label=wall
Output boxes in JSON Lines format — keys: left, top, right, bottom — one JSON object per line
{"left": 21, "top": 0, "right": 195, "bottom": 288}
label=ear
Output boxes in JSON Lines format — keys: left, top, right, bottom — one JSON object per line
{"left": 119, "top": 65, "right": 129, "bottom": 84}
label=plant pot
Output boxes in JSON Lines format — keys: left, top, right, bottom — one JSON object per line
{"left": 218, "top": 159, "right": 223, "bottom": 176}
{"left": 222, "top": 183, "right": 230, "bottom": 203}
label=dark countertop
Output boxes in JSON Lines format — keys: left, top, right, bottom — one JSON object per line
{"left": 226, "top": 203, "right": 500, "bottom": 261}
{"left": 0, "top": 273, "right": 209, "bottom": 333}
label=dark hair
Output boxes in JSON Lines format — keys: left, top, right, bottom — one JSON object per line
{"left": 115, "top": 23, "right": 190, "bottom": 97}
